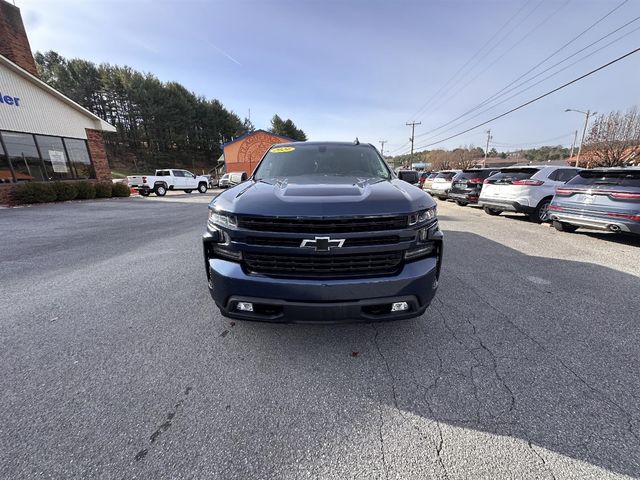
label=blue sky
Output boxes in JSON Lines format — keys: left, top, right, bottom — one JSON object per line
{"left": 17, "top": 0, "right": 640, "bottom": 155}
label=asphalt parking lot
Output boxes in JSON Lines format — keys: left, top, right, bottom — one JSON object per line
{"left": 1, "top": 195, "right": 639, "bottom": 479}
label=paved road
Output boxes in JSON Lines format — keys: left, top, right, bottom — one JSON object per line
{"left": 1, "top": 195, "right": 639, "bottom": 479}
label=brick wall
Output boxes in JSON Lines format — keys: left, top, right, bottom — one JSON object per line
{"left": 0, "top": 0, "right": 39, "bottom": 77}
{"left": 0, "top": 184, "right": 14, "bottom": 205}
{"left": 86, "top": 129, "right": 111, "bottom": 182}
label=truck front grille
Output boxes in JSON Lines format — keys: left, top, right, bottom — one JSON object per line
{"left": 237, "top": 215, "right": 407, "bottom": 233}
{"left": 243, "top": 251, "right": 403, "bottom": 278}
{"left": 245, "top": 235, "right": 400, "bottom": 248}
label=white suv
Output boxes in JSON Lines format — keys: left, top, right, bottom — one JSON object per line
{"left": 479, "top": 166, "right": 581, "bottom": 222}
{"left": 425, "top": 170, "right": 462, "bottom": 199}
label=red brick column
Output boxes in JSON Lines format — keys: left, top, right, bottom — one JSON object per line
{"left": 0, "top": 0, "right": 39, "bottom": 77}
{"left": 86, "top": 129, "right": 111, "bottom": 182}
{"left": 0, "top": 185, "right": 15, "bottom": 205}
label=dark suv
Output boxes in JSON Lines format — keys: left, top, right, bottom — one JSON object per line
{"left": 448, "top": 168, "right": 497, "bottom": 206}
{"left": 203, "top": 142, "right": 443, "bottom": 322}
{"left": 549, "top": 167, "right": 640, "bottom": 235}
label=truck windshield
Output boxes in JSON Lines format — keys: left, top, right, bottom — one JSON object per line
{"left": 254, "top": 144, "right": 391, "bottom": 180}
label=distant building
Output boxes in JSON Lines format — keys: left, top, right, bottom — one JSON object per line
{"left": 221, "top": 130, "right": 297, "bottom": 176}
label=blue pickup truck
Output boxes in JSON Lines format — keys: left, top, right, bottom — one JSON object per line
{"left": 203, "top": 141, "right": 443, "bottom": 322}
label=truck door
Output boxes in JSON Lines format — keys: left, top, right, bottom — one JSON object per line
{"left": 182, "top": 170, "right": 197, "bottom": 189}
{"left": 170, "top": 170, "right": 184, "bottom": 189}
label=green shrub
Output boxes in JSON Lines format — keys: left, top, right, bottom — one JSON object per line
{"left": 112, "top": 183, "right": 131, "bottom": 197}
{"left": 13, "top": 182, "right": 57, "bottom": 204}
{"left": 95, "top": 182, "right": 113, "bottom": 198}
{"left": 52, "top": 182, "right": 78, "bottom": 201}
{"left": 76, "top": 181, "right": 96, "bottom": 200}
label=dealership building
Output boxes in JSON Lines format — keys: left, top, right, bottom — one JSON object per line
{"left": 0, "top": 0, "right": 115, "bottom": 204}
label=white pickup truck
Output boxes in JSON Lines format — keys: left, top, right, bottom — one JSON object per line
{"left": 127, "top": 169, "right": 209, "bottom": 196}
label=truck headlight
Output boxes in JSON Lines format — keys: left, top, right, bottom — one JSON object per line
{"left": 408, "top": 207, "right": 437, "bottom": 225}
{"left": 208, "top": 210, "right": 237, "bottom": 229}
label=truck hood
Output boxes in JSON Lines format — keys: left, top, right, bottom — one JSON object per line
{"left": 210, "top": 176, "right": 435, "bottom": 217}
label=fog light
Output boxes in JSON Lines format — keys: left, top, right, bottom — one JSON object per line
{"left": 391, "top": 302, "right": 409, "bottom": 312}
{"left": 236, "top": 302, "right": 254, "bottom": 312}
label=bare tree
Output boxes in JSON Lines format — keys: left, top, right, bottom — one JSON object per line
{"left": 584, "top": 107, "right": 640, "bottom": 167}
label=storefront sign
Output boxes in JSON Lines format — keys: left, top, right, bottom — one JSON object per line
{"left": 0, "top": 92, "right": 21, "bottom": 107}
{"left": 49, "top": 150, "right": 68, "bottom": 173}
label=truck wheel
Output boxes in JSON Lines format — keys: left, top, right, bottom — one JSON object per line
{"left": 154, "top": 184, "right": 167, "bottom": 196}
{"left": 483, "top": 206, "right": 502, "bottom": 216}
{"left": 139, "top": 190, "right": 150, "bottom": 197}
{"left": 456, "top": 200, "right": 468, "bottom": 206}
{"left": 198, "top": 183, "right": 208, "bottom": 194}
{"left": 553, "top": 220, "right": 578, "bottom": 233}
{"left": 184, "top": 189, "right": 193, "bottom": 194}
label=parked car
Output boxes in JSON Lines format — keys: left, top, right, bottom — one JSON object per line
{"left": 479, "top": 166, "right": 580, "bottom": 223}
{"left": 448, "top": 168, "right": 497, "bottom": 206}
{"left": 396, "top": 169, "right": 421, "bottom": 185}
{"left": 203, "top": 141, "right": 443, "bottom": 322}
{"left": 418, "top": 171, "right": 432, "bottom": 187}
{"left": 127, "top": 169, "right": 209, "bottom": 196}
{"left": 426, "top": 170, "right": 461, "bottom": 200}
{"left": 422, "top": 172, "right": 439, "bottom": 192}
{"left": 219, "top": 173, "right": 231, "bottom": 189}
{"left": 549, "top": 167, "right": 640, "bottom": 235}
{"left": 203, "top": 175, "right": 218, "bottom": 188}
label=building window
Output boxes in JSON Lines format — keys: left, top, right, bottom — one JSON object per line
{"left": 1, "top": 131, "right": 46, "bottom": 182}
{"left": 0, "top": 131, "right": 96, "bottom": 182}
{"left": 64, "top": 138, "right": 94, "bottom": 179}
{"left": 35, "top": 135, "right": 74, "bottom": 180}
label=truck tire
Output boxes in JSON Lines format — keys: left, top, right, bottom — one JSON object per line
{"left": 198, "top": 183, "right": 208, "bottom": 194}
{"left": 184, "top": 189, "right": 193, "bottom": 194}
{"left": 553, "top": 220, "right": 578, "bottom": 233}
{"left": 456, "top": 200, "right": 468, "bottom": 206}
{"left": 154, "top": 184, "right": 167, "bottom": 196}
{"left": 139, "top": 190, "right": 150, "bottom": 197}
{"left": 483, "top": 206, "right": 502, "bottom": 216}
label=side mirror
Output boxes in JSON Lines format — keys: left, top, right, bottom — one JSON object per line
{"left": 193, "top": 174, "right": 196, "bottom": 179}
{"left": 398, "top": 171, "right": 412, "bottom": 182}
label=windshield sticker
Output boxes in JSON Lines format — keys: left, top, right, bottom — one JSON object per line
{"left": 270, "top": 146, "right": 296, "bottom": 153}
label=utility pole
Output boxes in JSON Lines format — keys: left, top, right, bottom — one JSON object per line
{"left": 483, "top": 129, "right": 492, "bottom": 167}
{"left": 565, "top": 109, "right": 596, "bottom": 168}
{"left": 569, "top": 130, "right": 578, "bottom": 159}
{"left": 406, "top": 121, "right": 421, "bottom": 169}
{"left": 379, "top": 140, "right": 387, "bottom": 156}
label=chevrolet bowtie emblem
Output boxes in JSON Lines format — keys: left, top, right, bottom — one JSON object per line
{"left": 300, "top": 236, "right": 346, "bottom": 251}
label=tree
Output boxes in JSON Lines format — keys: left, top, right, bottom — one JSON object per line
{"left": 270, "top": 114, "right": 307, "bottom": 141}
{"left": 584, "top": 107, "right": 640, "bottom": 167}
{"left": 34, "top": 50, "right": 247, "bottom": 172}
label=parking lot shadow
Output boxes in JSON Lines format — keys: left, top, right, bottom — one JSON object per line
{"left": 226, "top": 231, "right": 640, "bottom": 477}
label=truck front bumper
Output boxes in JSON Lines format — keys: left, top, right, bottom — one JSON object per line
{"left": 206, "top": 255, "right": 441, "bottom": 323}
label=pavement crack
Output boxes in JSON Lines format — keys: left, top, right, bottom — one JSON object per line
{"left": 451, "top": 272, "right": 638, "bottom": 443}
{"left": 528, "top": 440, "right": 557, "bottom": 480}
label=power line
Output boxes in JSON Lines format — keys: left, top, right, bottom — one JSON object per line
{"left": 425, "top": 0, "right": 548, "bottom": 115}
{"left": 415, "top": 0, "right": 631, "bottom": 141}
{"left": 415, "top": 20, "right": 640, "bottom": 145}
{"left": 409, "top": 1, "right": 533, "bottom": 120}
{"left": 431, "top": 0, "right": 570, "bottom": 113}
{"left": 413, "top": 47, "right": 640, "bottom": 150}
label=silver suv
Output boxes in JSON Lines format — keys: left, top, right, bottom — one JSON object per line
{"left": 549, "top": 167, "right": 640, "bottom": 235}
{"left": 479, "top": 165, "right": 581, "bottom": 222}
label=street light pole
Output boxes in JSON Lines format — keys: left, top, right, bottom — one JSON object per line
{"left": 565, "top": 109, "right": 596, "bottom": 168}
